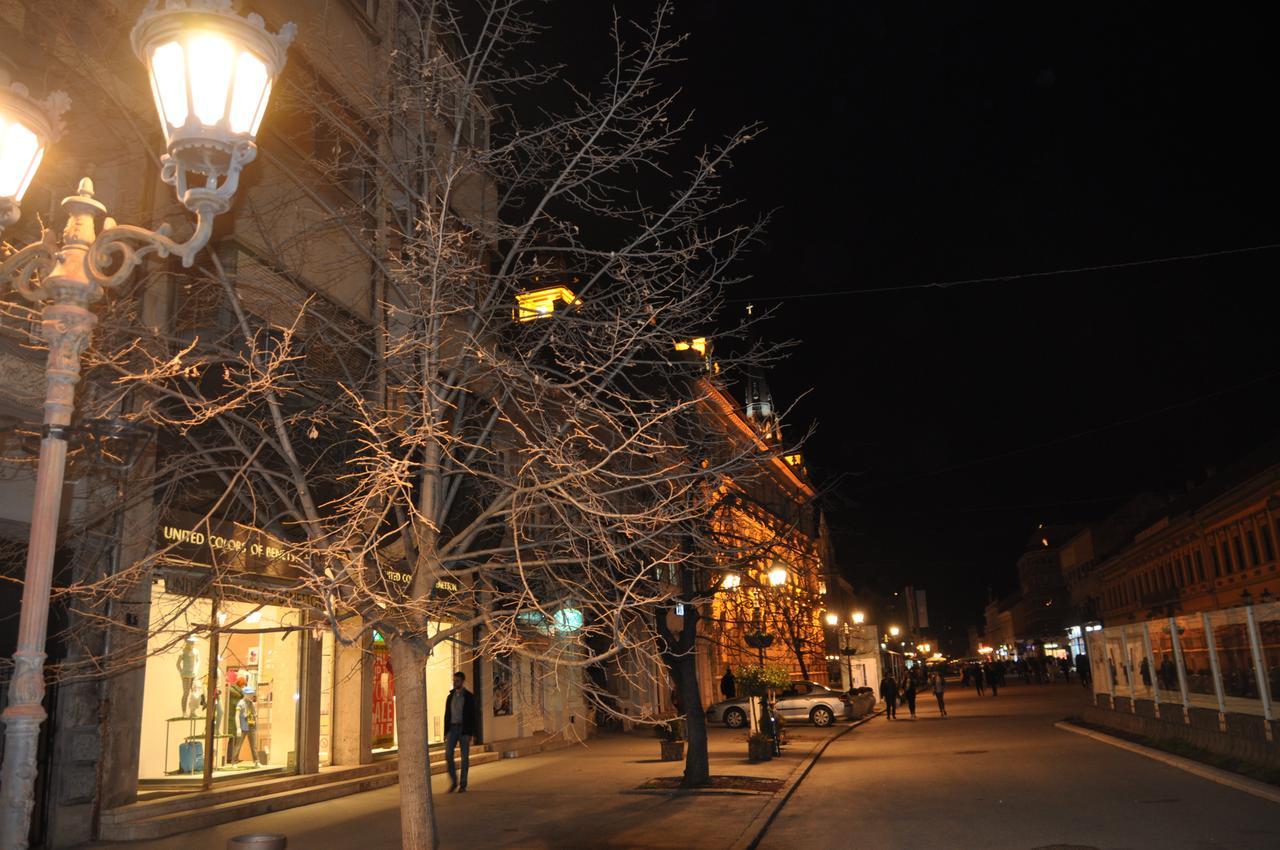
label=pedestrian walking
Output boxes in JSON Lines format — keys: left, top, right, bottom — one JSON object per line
{"left": 444, "top": 671, "right": 476, "bottom": 792}
{"left": 1076, "top": 653, "right": 1091, "bottom": 688}
{"left": 972, "top": 663, "right": 985, "bottom": 696}
{"left": 902, "top": 675, "right": 918, "bottom": 718}
{"left": 985, "top": 662, "right": 998, "bottom": 697}
{"left": 720, "top": 667, "right": 736, "bottom": 700}
{"left": 930, "top": 670, "right": 947, "bottom": 716}
{"left": 879, "top": 672, "right": 899, "bottom": 719}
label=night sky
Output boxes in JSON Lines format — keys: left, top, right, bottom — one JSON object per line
{"left": 539, "top": 3, "right": 1280, "bottom": 640}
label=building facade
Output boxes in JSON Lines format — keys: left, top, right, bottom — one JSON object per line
{"left": 0, "top": 2, "right": 566, "bottom": 845}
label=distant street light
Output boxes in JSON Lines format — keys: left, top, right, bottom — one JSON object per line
{"left": 889, "top": 625, "right": 901, "bottom": 637}
{"left": 825, "top": 612, "right": 839, "bottom": 626}
{"left": 767, "top": 566, "right": 788, "bottom": 587}
{"left": 852, "top": 611, "right": 865, "bottom": 624}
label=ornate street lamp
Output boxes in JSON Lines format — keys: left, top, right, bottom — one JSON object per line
{"left": 0, "top": 76, "right": 69, "bottom": 232}
{"left": 0, "top": 4, "right": 293, "bottom": 847}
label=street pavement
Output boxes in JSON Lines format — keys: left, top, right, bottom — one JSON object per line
{"left": 759, "top": 678, "right": 1280, "bottom": 850}
{"left": 84, "top": 722, "right": 841, "bottom": 850}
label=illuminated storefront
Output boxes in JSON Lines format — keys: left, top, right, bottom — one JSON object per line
{"left": 137, "top": 584, "right": 302, "bottom": 784}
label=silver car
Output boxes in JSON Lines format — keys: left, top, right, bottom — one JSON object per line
{"left": 706, "top": 680, "right": 853, "bottom": 728}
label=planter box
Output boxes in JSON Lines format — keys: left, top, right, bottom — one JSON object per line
{"left": 659, "top": 740, "right": 685, "bottom": 762}
{"left": 747, "top": 739, "right": 773, "bottom": 762}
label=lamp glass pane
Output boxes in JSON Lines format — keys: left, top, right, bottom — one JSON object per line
{"left": 15, "top": 145, "right": 44, "bottom": 202}
{"left": 228, "top": 51, "right": 269, "bottom": 134}
{"left": 0, "top": 120, "right": 42, "bottom": 200}
{"left": 250, "top": 79, "right": 273, "bottom": 136}
{"left": 151, "top": 41, "right": 189, "bottom": 130}
{"left": 188, "top": 34, "right": 235, "bottom": 125}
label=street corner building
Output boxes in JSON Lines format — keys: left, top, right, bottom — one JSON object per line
{"left": 0, "top": 2, "right": 576, "bottom": 845}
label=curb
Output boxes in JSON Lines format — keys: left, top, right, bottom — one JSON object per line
{"left": 729, "top": 711, "right": 882, "bottom": 850}
{"left": 1054, "top": 721, "right": 1280, "bottom": 805}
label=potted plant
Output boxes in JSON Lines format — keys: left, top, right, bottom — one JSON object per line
{"left": 734, "top": 663, "right": 791, "bottom": 755}
{"left": 655, "top": 718, "right": 685, "bottom": 761}
{"left": 747, "top": 732, "right": 773, "bottom": 762}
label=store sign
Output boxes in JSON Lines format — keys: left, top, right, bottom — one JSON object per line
{"left": 431, "top": 578, "right": 460, "bottom": 599}
{"left": 157, "top": 510, "right": 306, "bottom": 581}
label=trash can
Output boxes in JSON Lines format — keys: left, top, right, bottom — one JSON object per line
{"left": 227, "top": 834, "right": 287, "bottom": 850}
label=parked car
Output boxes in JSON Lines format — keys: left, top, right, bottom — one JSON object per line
{"left": 706, "top": 680, "right": 854, "bottom": 728}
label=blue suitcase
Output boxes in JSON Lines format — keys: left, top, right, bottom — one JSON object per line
{"left": 178, "top": 741, "right": 204, "bottom": 773}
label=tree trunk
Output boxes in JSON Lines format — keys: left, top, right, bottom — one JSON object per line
{"left": 676, "top": 648, "right": 710, "bottom": 786}
{"left": 656, "top": 598, "right": 710, "bottom": 787}
{"left": 793, "top": 640, "right": 809, "bottom": 681}
{"left": 390, "top": 638, "right": 439, "bottom": 850}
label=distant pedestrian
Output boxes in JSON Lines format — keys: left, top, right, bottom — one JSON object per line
{"left": 902, "top": 675, "right": 918, "bottom": 718}
{"left": 880, "top": 673, "right": 899, "bottom": 720}
{"left": 444, "top": 671, "right": 476, "bottom": 792}
{"left": 720, "top": 667, "right": 736, "bottom": 700}
{"left": 1076, "top": 653, "right": 1091, "bottom": 688}
{"left": 931, "top": 671, "right": 947, "bottom": 717}
{"left": 972, "top": 663, "right": 985, "bottom": 696}
{"left": 985, "top": 662, "right": 999, "bottom": 697}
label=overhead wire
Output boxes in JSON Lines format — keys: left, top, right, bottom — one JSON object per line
{"left": 731, "top": 241, "right": 1280, "bottom": 302}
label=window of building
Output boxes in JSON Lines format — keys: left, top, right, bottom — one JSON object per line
{"left": 1246, "top": 529, "right": 1260, "bottom": 566}
{"left": 137, "top": 582, "right": 302, "bottom": 787}
{"left": 1210, "top": 544, "right": 1221, "bottom": 577}
{"left": 1220, "top": 540, "right": 1233, "bottom": 574}
{"left": 1232, "top": 537, "right": 1246, "bottom": 573}
{"left": 1261, "top": 523, "right": 1276, "bottom": 562}
{"left": 1194, "top": 550, "right": 1204, "bottom": 581}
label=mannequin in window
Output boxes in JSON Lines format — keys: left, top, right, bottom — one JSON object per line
{"left": 177, "top": 639, "right": 200, "bottom": 716}
{"left": 226, "top": 673, "right": 247, "bottom": 763}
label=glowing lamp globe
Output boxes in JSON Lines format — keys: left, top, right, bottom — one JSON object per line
{"left": 852, "top": 611, "right": 865, "bottom": 624}
{"left": 767, "top": 567, "right": 787, "bottom": 587}
{"left": 0, "top": 79, "right": 69, "bottom": 230}
{"left": 824, "top": 613, "right": 839, "bottom": 626}
{"left": 131, "top": 0, "right": 294, "bottom": 214}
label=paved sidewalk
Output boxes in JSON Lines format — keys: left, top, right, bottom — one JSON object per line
{"left": 84, "top": 722, "right": 848, "bottom": 850}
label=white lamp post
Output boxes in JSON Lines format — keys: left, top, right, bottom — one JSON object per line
{"left": 0, "top": 4, "right": 292, "bottom": 847}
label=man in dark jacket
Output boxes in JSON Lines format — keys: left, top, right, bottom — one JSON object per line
{"left": 879, "top": 673, "right": 898, "bottom": 720}
{"left": 720, "top": 667, "right": 736, "bottom": 700}
{"left": 444, "top": 671, "right": 477, "bottom": 792}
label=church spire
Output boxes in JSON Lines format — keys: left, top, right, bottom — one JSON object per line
{"left": 745, "top": 371, "right": 781, "bottom": 443}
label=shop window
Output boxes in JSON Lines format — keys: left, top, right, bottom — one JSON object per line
{"left": 1207, "top": 609, "right": 1260, "bottom": 707}
{"left": 492, "top": 655, "right": 513, "bottom": 717}
{"left": 1255, "top": 602, "right": 1280, "bottom": 702}
{"left": 1150, "top": 622, "right": 1181, "bottom": 700}
{"left": 371, "top": 633, "right": 396, "bottom": 752}
{"left": 137, "top": 582, "right": 302, "bottom": 787}
{"left": 1173, "top": 615, "right": 1216, "bottom": 707}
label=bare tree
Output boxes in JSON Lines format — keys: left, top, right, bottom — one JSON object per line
{"left": 31, "top": 2, "right": 787, "bottom": 847}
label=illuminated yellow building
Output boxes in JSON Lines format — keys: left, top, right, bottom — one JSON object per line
{"left": 696, "top": 371, "right": 831, "bottom": 693}
{"left": 514, "top": 285, "right": 579, "bottom": 321}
